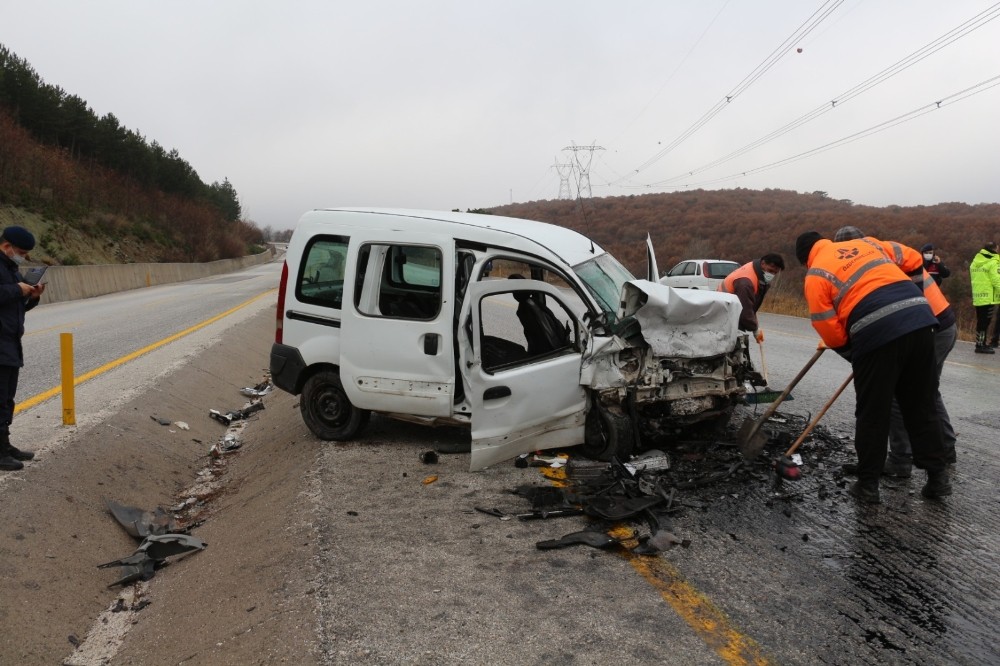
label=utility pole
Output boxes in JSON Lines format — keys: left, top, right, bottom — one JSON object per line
{"left": 552, "top": 159, "right": 574, "bottom": 200}
{"left": 561, "top": 141, "right": 604, "bottom": 200}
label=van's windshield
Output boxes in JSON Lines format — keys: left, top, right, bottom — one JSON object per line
{"left": 573, "top": 253, "right": 635, "bottom": 324}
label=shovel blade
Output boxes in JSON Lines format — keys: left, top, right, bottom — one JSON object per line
{"left": 737, "top": 418, "right": 768, "bottom": 460}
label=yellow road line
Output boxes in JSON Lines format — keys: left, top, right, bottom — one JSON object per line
{"left": 542, "top": 465, "right": 771, "bottom": 666}
{"left": 15, "top": 289, "right": 275, "bottom": 414}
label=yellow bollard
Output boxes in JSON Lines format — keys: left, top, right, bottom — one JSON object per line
{"left": 60, "top": 332, "right": 76, "bottom": 426}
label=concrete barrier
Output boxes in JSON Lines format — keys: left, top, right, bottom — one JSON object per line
{"left": 35, "top": 248, "right": 276, "bottom": 305}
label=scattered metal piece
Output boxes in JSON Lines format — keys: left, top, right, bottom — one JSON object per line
{"left": 240, "top": 381, "right": 274, "bottom": 397}
{"left": 98, "top": 534, "right": 207, "bottom": 588}
{"left": 584, "top": 495, "right": 662, "bottom": 521}
{"left": 633, "top": 529, "right": 684, "bottom": 555}
{"left": 474, "top": 506, "right": 505, "bottom": 518}
{"left": 517, "top": 508, "right": 584, "bottom": 521}
{"left": 536, "top": 530, "right": 618, "bottom": 550}
{"left": 104, "top": 498, "right": 179, "bottom": 539}
{"left": 209, "top": 401, "right": 264, "bottom": 426}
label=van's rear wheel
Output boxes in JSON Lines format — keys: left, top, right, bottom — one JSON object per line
{"left": 301, "top": 370, "right": 370, "bottom": 440}
{"left": 580, "top": 401, "right": 634, "bottom": 462}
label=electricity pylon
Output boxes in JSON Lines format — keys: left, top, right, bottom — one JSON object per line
{"left": 562, "top": 141, "right": 604, "bottom": 199}
{"left": 552, "top": 159, "right": 574, "bottom": 200}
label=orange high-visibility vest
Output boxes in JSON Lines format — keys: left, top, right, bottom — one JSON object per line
{"left": 804, "top": 238, "right": 926, "bottom": 349}
{"left": 718, "top": 261, "right": 758, "bottom": 295}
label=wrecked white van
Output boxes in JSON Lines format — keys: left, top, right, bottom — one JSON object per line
{"left": 269, "top": 208, "right": 756, "bottom": 470}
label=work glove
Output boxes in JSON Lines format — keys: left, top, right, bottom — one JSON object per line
{"left": 755, "top": 329, "right": 764, "bottom": 344}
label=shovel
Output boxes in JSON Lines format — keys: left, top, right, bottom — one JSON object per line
{"left": 774, "top": 372, "right": 853, "bottom": 479}
{"left": 737, "top": 343, "right": 827, "bottom": 459}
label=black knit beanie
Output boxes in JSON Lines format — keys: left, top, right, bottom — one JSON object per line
{"left": 796, "top": 231, "right": 823, "bottom": 266}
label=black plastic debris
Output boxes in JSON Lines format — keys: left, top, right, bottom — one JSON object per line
{"left": 419, "top": 450, "right": 439, "bottom": 464}
{"left": 104, "top": 498, "right": 179, "bottom": 539}
{"left": 98, "top": 534, "right": 207, "bottom": 588}
{"left": 150, "top": 416, "right": 171, "bottom": 426}
{"left": 536, "top": 530, "right": 618, "bottom": 550}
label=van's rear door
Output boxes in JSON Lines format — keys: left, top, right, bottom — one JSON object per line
{"left": 340, "top": 233, "right": 456, "bottom": 417}
{"left": 463, "top": 279, "right": 587, "bottom": 471}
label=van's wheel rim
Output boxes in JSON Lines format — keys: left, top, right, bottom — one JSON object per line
{"left": 314, "top": 385, "right": 352, "bottom": 427}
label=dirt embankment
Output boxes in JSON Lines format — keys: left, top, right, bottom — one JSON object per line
{"left": 0, "top": 308, "right": 322, "bottom": 665}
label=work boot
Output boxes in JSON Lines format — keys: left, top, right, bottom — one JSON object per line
{"left": 849, "top": 480, "right": 881, "bottom": 504}
{"left": 4, "top": 444, "right": 34, "bottom": 461}
{"left": 840, "top": 463, "right": 858, "bottom": 476}
{"left": 882, "top": 461, "right": 912, "bottom": 478}
{"left": 975, "top": 345, "right": 995, "bottom": 354}
{"left": 0, "top": 454, "right": 24, "bottom": 471}
{"left": 921, "top": 469, "right": 952, "bottom": 499}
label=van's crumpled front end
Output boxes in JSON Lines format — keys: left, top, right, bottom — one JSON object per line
{"left": 581, "top": 280, "right": 753, "bottom": 442}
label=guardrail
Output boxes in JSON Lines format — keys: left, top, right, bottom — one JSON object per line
{"left": 35, "top": 248, "right": 276, "bottom": 305}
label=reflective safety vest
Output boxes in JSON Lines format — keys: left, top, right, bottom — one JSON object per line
{"left": 804, "top": 238, "right": 930, "bottom": 350}
{"left": 969, "top": 249, "right": 1000, "bottom": 306}
{"left": 718, "top": 261, "right": 759, "bottom": 295}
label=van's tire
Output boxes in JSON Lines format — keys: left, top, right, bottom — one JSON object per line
{"left": 300, "top": 370, "right": 370, "bottom": 440}
{"left": 580, "top": 401, "right": 634, "bottom": 462}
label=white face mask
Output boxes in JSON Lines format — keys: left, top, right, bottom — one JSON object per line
{"left": 923, "top": 252, "right": 934, "bottom": 261}
{"left": 762, "top": 271, "right": 776, "bottom": 284}
{"left": 11, "top": 253, "right": 26, "bottom": 265}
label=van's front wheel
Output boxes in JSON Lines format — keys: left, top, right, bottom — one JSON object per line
{"left": 301, "top": 370, "right": 370, "bottom": 440}
{"left": 580, "top": 400, "right": 634, "bottom": 462}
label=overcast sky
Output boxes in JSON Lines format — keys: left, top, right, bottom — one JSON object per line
{"left": 3, "top": 1, "right": 999, "bottom": 230}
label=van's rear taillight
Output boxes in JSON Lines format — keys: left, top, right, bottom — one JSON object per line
{"left": 275, "top": 260, "right": 288, "bottom": 344}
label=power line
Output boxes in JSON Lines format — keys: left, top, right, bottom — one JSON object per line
{"left": 652, "top": 74, "right": 1000, "bottom": 189}
{"left": 642, "top": 2, "right": 1000, "bottom": 187}
{"left": 613, "top": 0, "right": 844, "bottom": 183}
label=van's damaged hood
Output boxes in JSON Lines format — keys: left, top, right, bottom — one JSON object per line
{"left": 617, "top": 280, "right": 742, "bottom": 358}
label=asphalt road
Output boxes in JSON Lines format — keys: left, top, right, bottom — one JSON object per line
{"left": 6, "top": 269, "right": 1000, "bottom": 665}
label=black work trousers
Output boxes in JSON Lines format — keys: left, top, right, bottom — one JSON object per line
{"left": 852, "top": 327, "right": 945, "bottom": 484}
{"left": 975, "top": 304, "right": 995, "bottom": 346}
{"left": 0, "top": 364, "right": 19, "bottom": 438}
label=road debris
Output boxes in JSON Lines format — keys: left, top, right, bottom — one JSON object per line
{"left": 240, "top": 377, "right": 274, "bottom": 397}
{"left": 502, "top": 407, "right": 853, "bottom": 557}
{"left": 209, "top": 400, "right": 264, "bottom": 426}
{"left": 98, "top": 534, "right": 207, "bottom": 588}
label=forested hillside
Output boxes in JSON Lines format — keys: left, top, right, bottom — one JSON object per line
{"left": 0, "top": 44, "right": 261, "bottom": 264}
{"left": 492, "top": 190, "right": 1000, "bottom": 338}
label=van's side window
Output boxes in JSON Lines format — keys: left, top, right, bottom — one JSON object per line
{"left": 297, "top": 235, "right": 349, "bottom": 309}
{"left": 355, "top": 243, "right": 442, "bottom": 320}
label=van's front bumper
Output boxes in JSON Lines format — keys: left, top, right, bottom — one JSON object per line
{"left": 270, "top": 343, "right": 307, "bottom": 394}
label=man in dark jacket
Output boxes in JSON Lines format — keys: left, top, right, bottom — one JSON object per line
{"left": 920, "top": 243, "right": 950, "bottom": 286}
{"left": 0, "top": 226, "right": 44, "bottom": 471}
{"left": 717, "top": 253, "right": 785, "bottom": 343}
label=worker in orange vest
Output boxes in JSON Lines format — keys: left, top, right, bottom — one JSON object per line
{"left": 718, "top": 253, "right": 784, "bottom": 343}
{"left": 795, "top": 230, "right": 949, "bottom": 505}
{"left": 834, "top": 226, "right": 958, "bottom": 478}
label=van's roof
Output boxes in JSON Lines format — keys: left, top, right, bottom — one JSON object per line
{"left": 302, "top": 208, "right": 607, "bottom": 268}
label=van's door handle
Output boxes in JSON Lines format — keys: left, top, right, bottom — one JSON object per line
{"left": 483, "top": 386, "right": 511, "bottom": 401}
{"left": 423, "top": 334, "right": 439, "bottom": 355}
